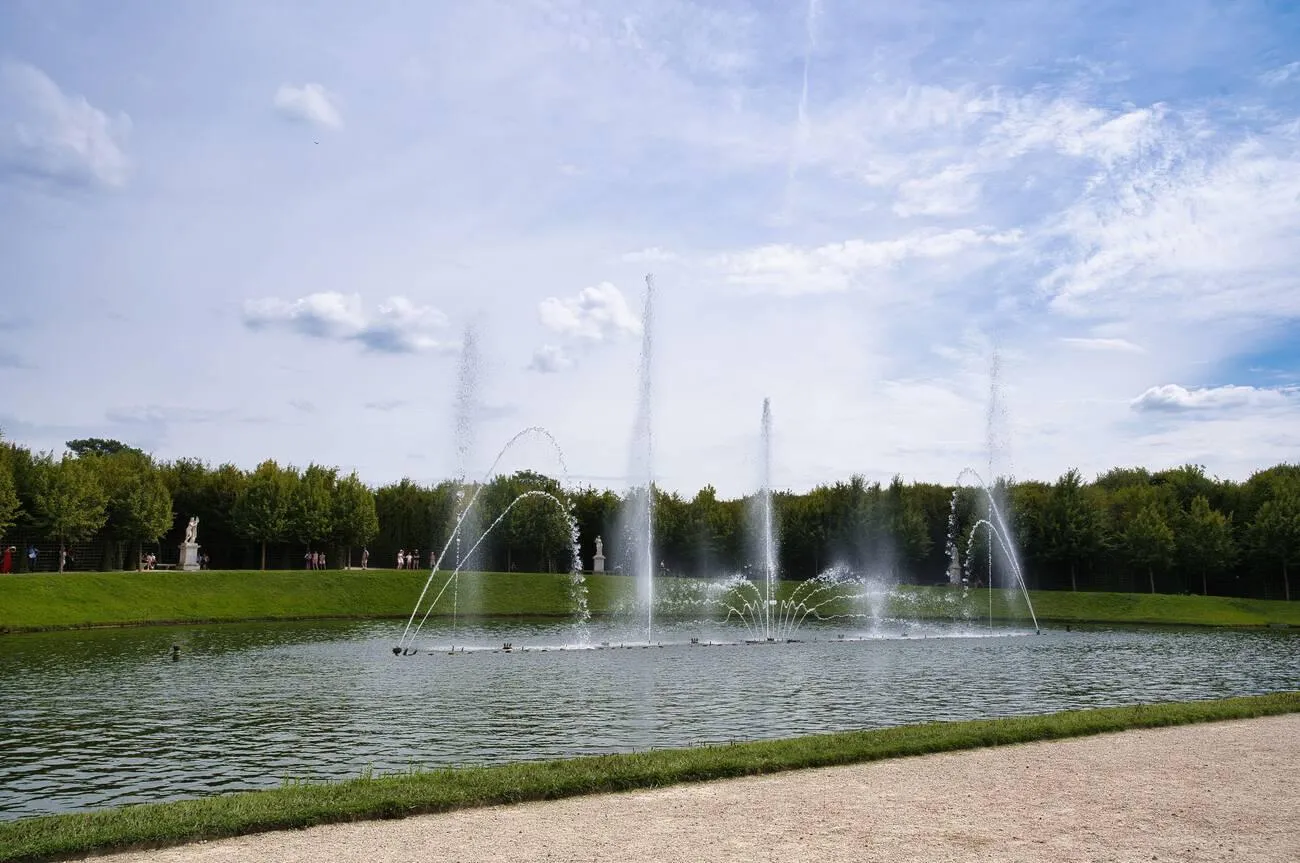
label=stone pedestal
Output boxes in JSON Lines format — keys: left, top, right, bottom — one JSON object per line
{"left": 593, "top": 535, "right": 605, "bottom": 573}
{"left": 179, "top": 542, "right": 201, "bottom": 573}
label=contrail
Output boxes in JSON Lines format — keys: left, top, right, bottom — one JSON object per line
{"left": 784, "top": 0, "right": 821, "bottom": 211}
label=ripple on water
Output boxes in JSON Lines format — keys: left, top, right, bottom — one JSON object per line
{"left": 0, "top": 619, "right": 1297, "bottom": 819}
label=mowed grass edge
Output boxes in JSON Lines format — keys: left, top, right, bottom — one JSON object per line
{"left": 1, "top": 692, "right": 1297, "bottom": 863}
{"left": 3, "top": 569, "right": 1299, "bottom": 632}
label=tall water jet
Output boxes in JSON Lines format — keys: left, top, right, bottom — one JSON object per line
{"left": 620, "top": 274, "right": 656, "bottom": 643}
{"left": 450, "top": 324, "right": 483, "bottom": 633}
{"left": 758, "top": 398, "right": 777, "bottom": 639}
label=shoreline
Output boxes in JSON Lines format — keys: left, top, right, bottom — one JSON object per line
{"left": 1, "top": 612, "right": 1294, "bottom": 636}
{"left": 1, "top": 693, "right": 1297, "bottom": 863}
{"left": 3, "top": 570, "right": 1297, "bottom": 635}
{"left": 77, "top": 713, "right": 1297, "bottom": 863}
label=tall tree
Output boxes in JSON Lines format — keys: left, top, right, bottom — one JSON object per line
{"left": 1247, "top": 492, "right": 1300, "bottom": 601}
{"left": 332, "top": 472, "right": 379, "bottom": 566}
{"left": 1122, "top": 503, "right": 1176, "bottom": 594}
{"left": 0, "top": 435, "right": 21, "bottom": 540}
{"left": 1043, "top": 468, "right": 1107, "bottom": 591}
{"left": 30, "top": 455, "right": 109, "bottom": 571}
{"left": 94, "top": 452, "right": 173, "bottom": 569}
{"left": 232, "top": 460, "right": 294, "bottom": 570}
{"left": 1179, "top": 495, "right": 1236, "bottom": 596}
{"left": 290, "top": 464, "right": 336, "bottom": 551}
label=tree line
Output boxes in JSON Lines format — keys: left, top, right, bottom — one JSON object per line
{"left": 0, "top": 434, "right": 1296, "bottom": 600}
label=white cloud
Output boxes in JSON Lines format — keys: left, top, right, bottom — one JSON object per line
{"left": 1130, "top": 384, "right": 1299, "bottom": 414}
{"left": 1039, "top": 133, "right": 1300, "bottom": 320}
{"left": 538, "top": 282, "right": 642, "bottom": 342}
{"left": 712, "top": 228, "right": 1021, "bottom": 295}
{"left": 272, "top": 83, "right": 343, "bottom": 129}
{"left": 0, "top": 61, "right": 131, "bottom": 188}
{"left": 1260, "top": 62, "right": 1300, "bottom": 87}
{"left": 242, "top": 292, "right": 452, "bottom": 354}
{"left": 621, "top": 247, "right": 679, "bottom": 264}
{"left": 527, "top": 344, "right": 573, "bottom": 374}
{"left": 1060, "top": 337, "right": 1144, "bottom": 353}
{"left": 892, "top": 163, "right": 982, "bottom": 217}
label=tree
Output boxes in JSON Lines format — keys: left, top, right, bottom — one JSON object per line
{"left": 232, "top": 460, "right": 294, "bottom": 570}
{"left": 290, "top": 464, "right": 336, "bottom": 550}
{"left": 1247, "top": 492, "right": 1300, "bottom": 601}
{"left": 30, "top": 455, "right": 108, "bottom": 571}
{"left": 0, "top": 436, "right": 20, "bottom": 540}
{"left": 332, "top": 472, "right": 379, "bottom": 566}
{"left": 66, "top": 438, "right": 144, "bottom": 458}
{"left": 95, "top": 452, "right": 173, "bottom": 569}
{"left": 1179, "top": 495, "right": 1236, "bottom": 596}
{"left": 1122, "top": 503, "right": 1175, "bottom": 594}
{"left": 1043, "top": 468, "right": 1107, "bottom": 592}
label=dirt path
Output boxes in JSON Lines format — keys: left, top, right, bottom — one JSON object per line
{"left": 87, "top": 714, "right": 1299, "bottom": 863}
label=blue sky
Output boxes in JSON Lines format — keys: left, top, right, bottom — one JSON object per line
{"left": 1, "top": 0, "right": 1298, "bottom": 496}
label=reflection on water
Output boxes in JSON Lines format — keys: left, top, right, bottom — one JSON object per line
{"left": 0, "top": 619, "right": 1296, "bottom": 819}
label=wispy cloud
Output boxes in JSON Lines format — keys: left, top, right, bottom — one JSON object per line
{"left": 242, "top": 292, "right": 454, "bottom": 354}
{"left": 1061, "top": 337, "right": 1144, "bottom": 353}
{"left": 272, "top": 83, "right": 343, "bottom": 130}
{"left": 1260, "top": 61, "right": 1300, "bottom": 87}
{"left": 1130, "top": 384, "right": 1299, "bottom": 414}
{"left": 527, "top": 344, "right": 573, "bottom": 374}
{"left": 621, "top": 247, "right": 679, "bottom": 264}
{"left": 711, "top": 228, "right": 1021, "bottom": 295}
{"left": 0, "top": 60, "right": 130, "bottom": 188}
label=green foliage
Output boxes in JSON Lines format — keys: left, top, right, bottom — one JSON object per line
{"left": 0, "top": 437, "right": 20, "bottom": 539}
{"left": 289, "top": 464, "right": 336, "bottom": 547}
{"left": 1, "top": 692, "right": 1295, "bottom": 863}
{"left": 232, "top": 461, "right": 295, "bottom": 569}
{"left": 1122, "top": 503, "right": 1176, "bottom": 593}
{"left": 29, "top": 455, "right": 109, "bottom": 566}
{"left": 332, "top": 472, "right": 379, "bottom": 551}
{"left": 65, "top": 438, "right": 144, "bottom": 458}
{"left": 1179, "top": 495, "right": 1236, "bottom": 595}
{"left": 0, "top": 430, "right": 1294, "bottom": 599}
{"left": 1247, "top": 490, "right": 1300, "bottom": 601}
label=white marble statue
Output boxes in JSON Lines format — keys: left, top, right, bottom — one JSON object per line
{"left": 184, "top": 516, "right": 199, "bottom": 545}
{"left": 595, "top": 536, "right": 603, "bottom": 557}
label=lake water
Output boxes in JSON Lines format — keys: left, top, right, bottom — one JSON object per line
{"left": 1, "top": 618, "right": 1297, "bottom": 819}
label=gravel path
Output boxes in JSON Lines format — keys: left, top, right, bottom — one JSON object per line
{"left": 87, "top": 714, "right": 1299, "bottom": 863}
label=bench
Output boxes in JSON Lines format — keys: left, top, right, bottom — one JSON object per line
{"left": 149, "top": 563, "right": 177, "bottom": 571}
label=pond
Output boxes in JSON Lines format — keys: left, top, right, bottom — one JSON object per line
{"left": 1, "top": 618, "right": 1296, "bottom": 819}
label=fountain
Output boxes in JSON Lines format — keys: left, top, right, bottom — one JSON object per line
{"left": 450, "top": 324, "right": 482, "bottom": 637}
{"left": 399, "top": 489, "right": 588, "bottom": 652}
{"left": 394, "top": 426, "right": 578, "bottom": 654}
{"left": 758, "top": 397, "right": 777, "bottom": 640}
{"left": 618, "top": 274, "right": 656, "bottom": 643}
{"left": 953, "top": 468, "right": 1040, "bottom": 633}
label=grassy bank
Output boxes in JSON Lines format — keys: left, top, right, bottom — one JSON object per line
{"left": 1, "top": 569, "right": 1298, "bottom": 633}
{"left": 1, "top": 692, "right": 1295, "bottom": 863}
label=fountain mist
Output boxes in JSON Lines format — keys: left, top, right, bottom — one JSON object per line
{"left": 450, "top": 324, "right": 482, "bottom": 633}
{"left": 621, "top": 274, "right": 656, "bottom": 643}
{"left": 758, "top": 398, "right": 777, "bottom": 639}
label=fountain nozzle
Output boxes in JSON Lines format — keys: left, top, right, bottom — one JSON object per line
{"left": 392, "top": 646, "right": 402, "bottom": 656}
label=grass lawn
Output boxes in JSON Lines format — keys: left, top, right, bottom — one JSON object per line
{"left": 1, "top": 569, "right": 1297, "bottom": 633}
{"left": 0, "top": 692, "right": 1295, "bottom": 863}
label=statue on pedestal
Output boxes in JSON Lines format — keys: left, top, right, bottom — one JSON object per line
{"left": 179, "top": 516, "right": 201, "bottom": 572}
{"left": 593, "top": 535, "right": 606, "bottom": 573}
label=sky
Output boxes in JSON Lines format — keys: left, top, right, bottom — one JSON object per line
{"left": 1, "top": 0, "right": 1298, "bottom": 498}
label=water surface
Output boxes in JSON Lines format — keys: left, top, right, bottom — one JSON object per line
{"left": 1, "top": 618, "right": 1296, "bottom": 819}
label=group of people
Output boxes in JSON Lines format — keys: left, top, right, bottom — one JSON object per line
{"left": 396, "top": 548, "right": 430, "bottom": 570}
{"left": 304, "top": 550, "right": 328, "bottom": 570}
